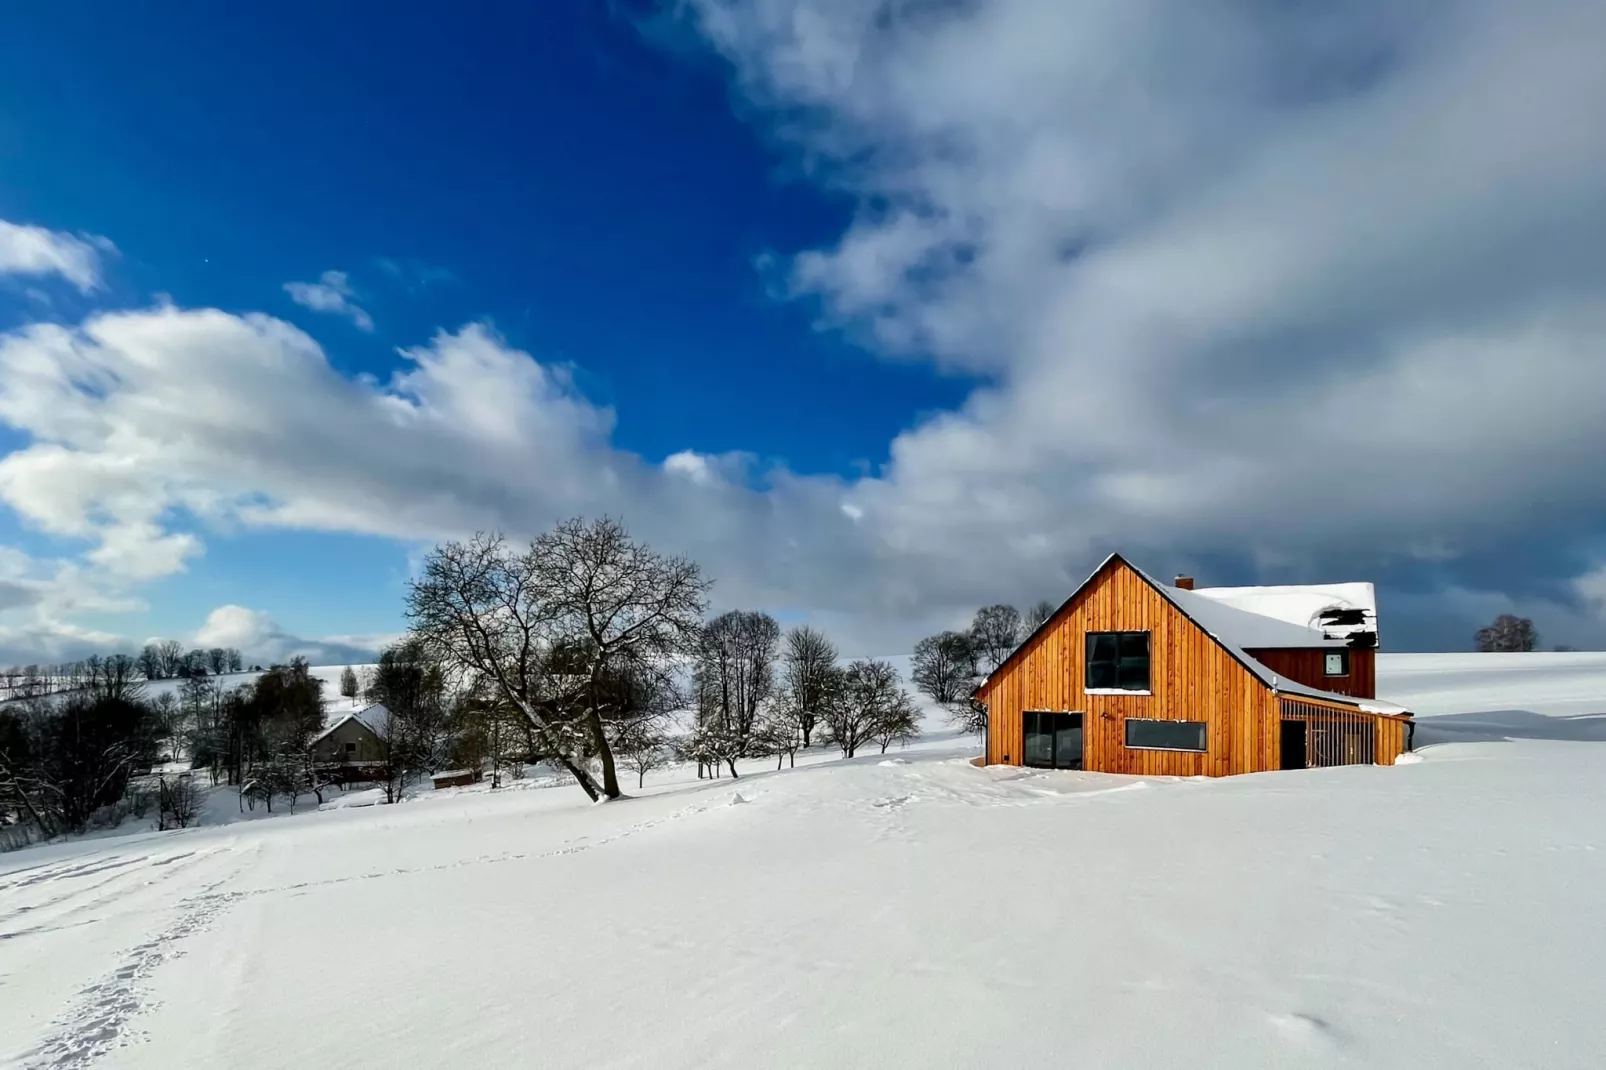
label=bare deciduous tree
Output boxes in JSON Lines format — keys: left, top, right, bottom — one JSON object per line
{"left": 950, "top": 696, "right": 989, "bottom": 739}
{"left": 1023, "top": 599, "right": 1058, "bottom": 632}
{"left": 692, "top": 610, "right": 780, "bottom": 776}
{"left": 779, "top": 626, "right": 836, "bottom": 748}
{"left": 155, "top": 639, "right": 186, "bottom": 680}
{"left": 407, "top": 518, "right": 709, "bottom": 801}
{"left": 1475, "top": 614, "right": 1538, "bottom": 652}
{"left": 911, "top": 630, "right": 978, "bottom": 706}
{"left": 755, "top": 699, "right": 809, "bottom": 769}
{"left": 157, "top": 773, "right": 200, "bottom": 830}
{"left": 970, "top": 604, "right": 1023, "bottom": 672}
{"left": 615, "top": 721, "right": 670, "bottom": 788}
{"left": 872, "top": 692, "right": 921, "bottom": 754}
{"left": 823, "top": 659, "right": 916, "bottom": 759}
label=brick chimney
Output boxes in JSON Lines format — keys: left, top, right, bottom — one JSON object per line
{"left": 1174, "top": 575, "right": 1195, "bottom": 590}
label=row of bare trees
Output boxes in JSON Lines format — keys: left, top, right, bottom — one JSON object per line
{"left": 0, "top": 646, "right": 249, "bottom": 703}
{"left": 404, "top": 517, "right": 923, "bottom": 801}
{"left": 6, "top": 514, "right": 937, "bottom": 836}
{"left": 909, "top": 600, "right": 1055, "bottom": 735}
{"left": 135, "top": 641, "right": 245, "bottom": 681}
{"left": 681, "top": 616, "right": 919, "bottom": 777}
{"left": 0, "top": 653, "right": 145, "bottom": 702}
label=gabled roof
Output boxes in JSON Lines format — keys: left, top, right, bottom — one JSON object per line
{"left": 310, "top": 703, "right": 392, "bottom": 746}
{"left": 1188, "top": 582, "right": 1379, "bottom": 644}
{"left": 978, "top": 554, "right": 1409, "bottom": 716}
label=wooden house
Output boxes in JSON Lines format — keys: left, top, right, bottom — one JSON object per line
{"left": 974, "top": 554, "right": 1414, "bottom": 776}
{"left": 309, "top": 703, "right": 392, "bottom": 776}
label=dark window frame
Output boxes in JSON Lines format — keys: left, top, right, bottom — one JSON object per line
{"left": 1085, "top": 631, "right": 1152, "bottom": 692}
{"left": 1323, "top": 650, "right": 1350, "bottom": 677}
{"left": 1124, "top": 718, "right": 1208, "bottom": 753}
{"left": 1022, "top": 710, "right": 1085, "bottom": 770}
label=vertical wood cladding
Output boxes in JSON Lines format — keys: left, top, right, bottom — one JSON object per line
{"left": 978, "top": 559, "right": 1409, "bottom": 775}
{"left": 1245, "top": 648, "right": 1376, "bottom": 699}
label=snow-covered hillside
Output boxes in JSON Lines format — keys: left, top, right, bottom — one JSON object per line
{"left": 137, "top": 664, "right": 372, "bottom": 712}
{"left": 2, "top": 653, "right": 1603, "bottom": 1068}
{"left": 0, "top": 664, "right": 374, "bottom": 712}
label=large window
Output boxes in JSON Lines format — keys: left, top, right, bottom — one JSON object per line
{"left": 1124, "top": 718, "right": 1207, "bottom": 752}
{"left": 1086, "top": 632, "right": 1151, "bottom": 692}
{"left": 1023, "top": 711, "right": 1083, "bottom": 770}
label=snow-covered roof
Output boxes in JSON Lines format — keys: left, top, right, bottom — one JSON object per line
{"left": 311, "top": 703, "right": 392, "bottom": 746}
{"left": 1161, "top": 585, "right": 1348, "bottom": 650}
{"left": 1133, "top": 567, "right": 1406, "bottom": 714}
{"left": 1188, "top": 582, "right": 1379, "bottom": 645}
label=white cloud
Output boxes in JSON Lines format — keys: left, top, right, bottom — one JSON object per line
{"left": 4, "top": 0, "right": 1606, "bottom": 655}
{"left": 0, "top": 217, "right": 113, "bottom": 293}
{"left": 283, "top": 270, "right": 374, "bottom": 331}
{"left": 663, "top": 450, "right": 715, "bottom": 485}
{"left": 672, "top": 0, "right": 1606, "bottom": 625}
{"left": 193, "top": 604, "right": 389, "bottom": 665}
{"left": 0, "top": 545, "right": 151, "bottom": 665}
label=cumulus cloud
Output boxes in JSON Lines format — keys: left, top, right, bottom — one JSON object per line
{"left": 0, "top": 217, "right": 113, "bottom": 293}
{"left": 193, "top": 604, "right": 390, "bottom": 665}
{"left": 0, "top": 303, "right": 904, "bottom": 647}
{"left": 675, "top": 0, "right": 1606, "bottom": 624}
{"left": 283, "top": 270, "right": 374, "bottom": 331}
{"left": 3, "top": 0, "right": 1606, "bottom": 656}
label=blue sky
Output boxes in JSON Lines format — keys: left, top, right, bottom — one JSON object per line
{"left": 0, "top": 2, "right": 969, "bottom": 654}
{"left": 1, "top": 0, "right": 1605, "bottom": 662}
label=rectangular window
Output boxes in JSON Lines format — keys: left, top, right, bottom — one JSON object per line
{"left": 1086, "top": 632, "right": 1151, "bottom": 692}
{"left": 345, "top": 741, "right": 357, "bottom": 755}
{"left": 1324, "top": 651, "right": 1350, "bottom": 676}
{"left": 1124, "top": 718, "right": 1207, "bottom": 752}
{"left": 1022, "top": 711, "right": 1084, "bottom": 770}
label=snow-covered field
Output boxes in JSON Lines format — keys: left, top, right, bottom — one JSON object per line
{"left": 2, "top": 653, "right": 1603, "bottom": 1069}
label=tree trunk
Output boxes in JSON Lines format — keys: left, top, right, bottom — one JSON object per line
{"left": 776, "top": 754, "right": 783, "bottom": 770}
{"left": 584, "top": 695, "right": 623, "bottom": 799}
{"left": 638, "top": 769, "right": 646, "bottom": 788}
{"left": 726, "top": 758, "right": 740, "bottom": 778}
{"left": 555, "top": 754, "right": 601, "bottom": 801}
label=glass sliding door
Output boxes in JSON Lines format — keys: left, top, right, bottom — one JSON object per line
{"left": 1023, "top": 711, "right": 1083, "bottom": 770}
{"left": 1055, "top": 714, "right": 1083, "bottom": 770}
{"left": 1023, "top": 711, "right": 1055, "bottom": 767}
